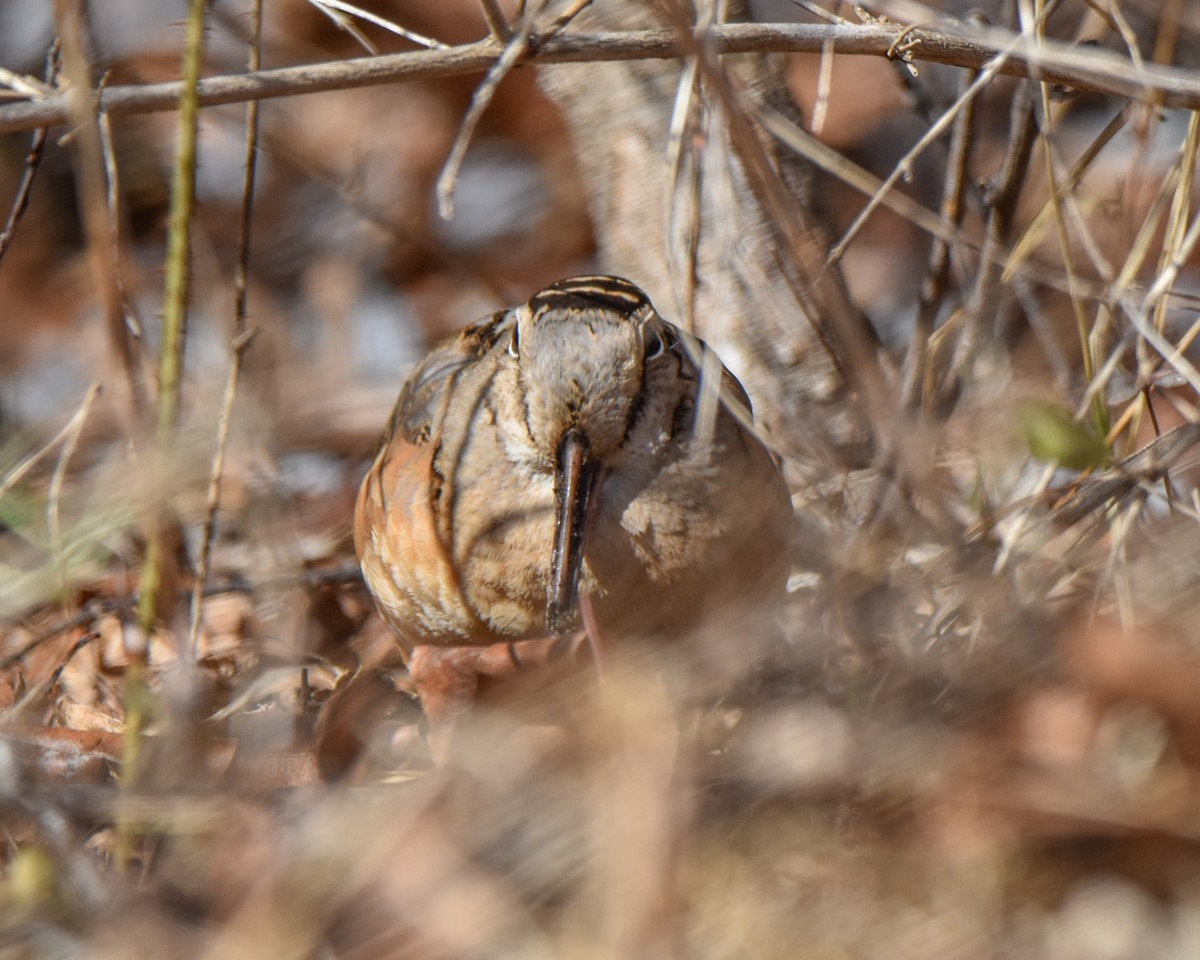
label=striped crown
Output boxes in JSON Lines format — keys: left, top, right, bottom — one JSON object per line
{"left": 529, "top": 275, "right": 650, "bottom": 315}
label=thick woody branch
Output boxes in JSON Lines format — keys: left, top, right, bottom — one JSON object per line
{"left": 3, "top": 21, "right": 1200, "bottom": 136}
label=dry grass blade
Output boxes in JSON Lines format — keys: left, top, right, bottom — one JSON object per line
{"left": 1152, "top": 110, "right": 1200, "bottom": 335}
{"left": 1075, "top": 137, "right": 1200, "bottom": 415}
{"left": 45, "top": 384, "right": 100, "bottom": 610}
{"left": 1001, "top": 107, "right": 1127, "bottom": 285}
{"left": 759, "top": 105, "right": 964, "bottom": 251}
{"left": 0, "top": 384, "right": 102, "bottom": 506}
{"left": 307, "top": 0, "right": 377, "bottom": 54}
{"left": 1078, "top": 0, "right": 1146, "bottom": 76}
{"left": 1113, "top": 209, "right": 1200, "bottom": 399}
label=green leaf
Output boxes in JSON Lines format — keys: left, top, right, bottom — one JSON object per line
{"left": 1018, "top": 400, "right": 1109, "bottom": 471}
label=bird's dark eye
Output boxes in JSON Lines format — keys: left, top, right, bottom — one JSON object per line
{"left": 507, "top": 326, "right": 520, "bottom": 359}
{"left": 644, "top": 330, "right": 667, "bottom": 362}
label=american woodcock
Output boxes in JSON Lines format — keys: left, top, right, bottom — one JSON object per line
{"left": 354, "top": 276, "right": 793, "bottom": 754}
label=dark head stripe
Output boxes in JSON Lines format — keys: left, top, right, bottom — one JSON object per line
{"left": 531, "top": 275, "right": 649, "bottom": 314}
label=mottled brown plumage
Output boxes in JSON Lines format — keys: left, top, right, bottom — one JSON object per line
{"left": 354, "top": 276, "right": 793, "bottom": 756}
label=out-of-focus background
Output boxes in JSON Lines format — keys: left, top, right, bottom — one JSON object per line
{"left": 3, "top": 1, "right": 1200, "bottom": 957}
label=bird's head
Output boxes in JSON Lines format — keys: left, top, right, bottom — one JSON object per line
{"left": 501, "top": 276, "right": 675, "bottom": 632}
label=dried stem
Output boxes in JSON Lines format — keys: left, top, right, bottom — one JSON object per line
{"left": 659, "top": 3, "right": 886, "bottom": 436}
{"left": 0, "top": 122, "right": 47, "bottom": 265}
{"left": 96, "top": 100, "right": 148, "bottom": 419}
{"left": 479, "top": 0, "right": 511, "bottom": 41}
{"left": 902, "top": 66, "right": 977, "bottom": 411}
{"left": 52, "top": 3, "right": 142, "bottom": 429}
{"left": 186, "top": 0, "right": 264, "bottom": 658}
{"left": 0, "top": 42, "right": 57, "bottom": 267}
{"left": 435, "top": 15, "right": 536, "bottom": 220}
{"left": 942, "top": 80, "right": 1039, "bottom": 395}
{"left": 129, "top": 0, "right": 208, "bottom": 820}
{"left": 304, "top": 0, "right": 448, "bottom": 52}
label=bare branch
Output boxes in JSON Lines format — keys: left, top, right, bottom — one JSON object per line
{"left": 5, "top": 21, "right": 1200, "bottom": 136}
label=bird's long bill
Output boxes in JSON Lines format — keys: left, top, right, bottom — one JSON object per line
{"left": 547, "top": 428, "right": 598, "bottom": 635}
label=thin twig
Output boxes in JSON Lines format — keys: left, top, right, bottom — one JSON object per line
{"left": 52, "top": 6, "right": 144, "bottom": 432}
{"left": 0, "top": 603, "right": 107, "bottom": 672}
{"left": 0, "top": 123, "right": 47, "bottom": 265}
{"left": 810, "top": 34, "right": 835, "bottom": 136}
{"left": 434, "top": 0, "right": 593, "bottom": 219}
{"left": 0, "top": 41, "right": 58, "bottom": 268}
{"left": 95, "top": 92, "right": 148, "bottom": 419}
{"left": 304, "top": 0, "right": 447, "bottom": 53}
{"left": 789, "top": 0, "right": 844, "bottom": 26}
{"left": 10, "top": 21, "right": 1200, "bottom": 136}
{"left": 479, "top": 0, "right": 511, "bottom": 41}
{"left": 1029, "top": 0, "right": 1102, "bottom": 433}
{"left": 307, "top": 0, "right": 376, "bottom": 54}
{"left": 45, "top": 631, "right": 100, "bottom": 693}
{"left": 1115, "top": 209, "right": 1200, "bottom": 398}
{"left": 664, "top": 55, "right": 702, "bottom": 332}
{"left": 0, "top": 66, "right": 55, "bottom": 100}
{"left": 436, "top": 2, "right": 545, "bottom": 220}
{"left": 152, "top": 5, "right": 206, "bottom": 445}
{"left": 540, "top": 0, "right": 593, "bottom": 36}
{"left": 827, "top": 0, "right": 1060, "bottom": 263}
{"left": 1001, "top": 106, "right": 1127, "bottom": 285}
{"left": 186, "top": 0, "right": 264, "bottom": 658}
{"left": 902, "top": 65, "right": 977, "bottom": 411}
{"left": 942, "top": 79, "right": 1039, "bottom": 393}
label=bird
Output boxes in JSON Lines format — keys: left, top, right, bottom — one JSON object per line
{"left": 354, "top": 275, "right": 793, "bottom": 759}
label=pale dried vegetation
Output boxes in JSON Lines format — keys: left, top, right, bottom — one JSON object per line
{"left": 2, "top": 0, "right": 1200, "bottom": 957}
